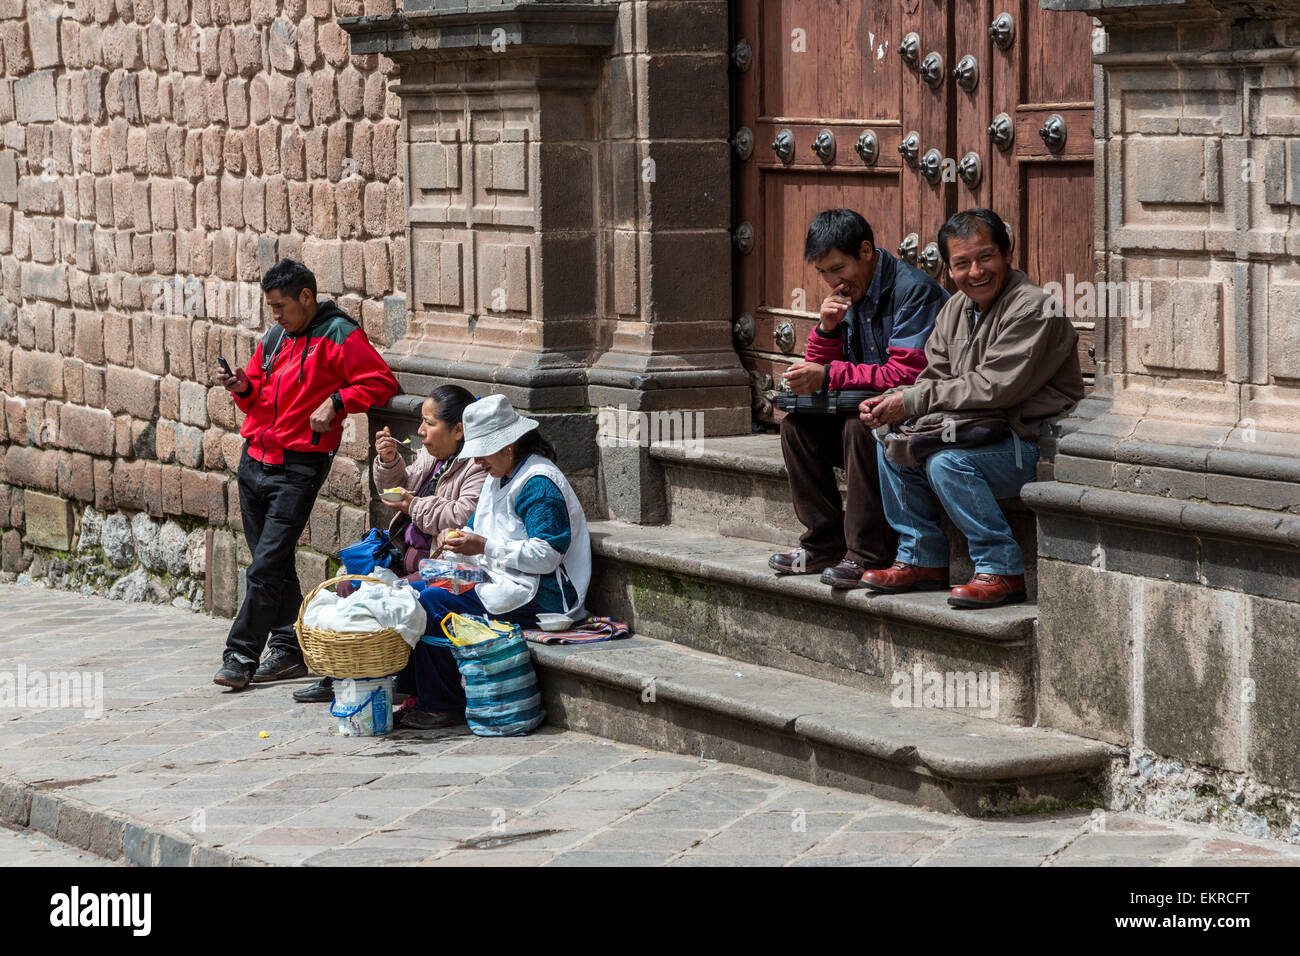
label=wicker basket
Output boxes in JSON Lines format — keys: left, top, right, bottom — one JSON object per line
{"left": 295, "top": 574, "right": 414, "bottom": 679}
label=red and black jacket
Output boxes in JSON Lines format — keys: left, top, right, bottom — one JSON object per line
{"left": 232, "top": 302, "right": 399, "bottom": 465}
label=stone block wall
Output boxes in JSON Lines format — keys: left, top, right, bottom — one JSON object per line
{"left": 0, "top": 0, "right": 408, "bottom": 611}
{"left": 1031, "top": 0, "right": 1300, "bottom": 832}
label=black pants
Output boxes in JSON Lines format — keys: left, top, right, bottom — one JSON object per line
{"left": 780, "top": 414, "right": 897, "bottom": 568}
{"left": 223, "top": 449, "right": 331, "bottom": 665}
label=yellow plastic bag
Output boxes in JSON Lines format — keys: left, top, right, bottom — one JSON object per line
{"left": 439, "top": 612, "right": 520, "bottom": 648}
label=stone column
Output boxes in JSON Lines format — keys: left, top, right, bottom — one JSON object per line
{"left": 342, "top": 1, "right": 751, "bottom": 521}
{"left": 1030, "top": 0, "right": 1300, "bottom": 796}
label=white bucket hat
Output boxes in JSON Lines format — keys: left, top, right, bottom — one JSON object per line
{"left": 458, "top": 394, "right": 539, "bottom": 460}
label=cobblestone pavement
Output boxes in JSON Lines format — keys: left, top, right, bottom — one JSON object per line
{"left": 2, "top": 584, "right": 1299, "bottom": 867}
{"left": 0, "top": 823, "right": 118, "bottom": 866}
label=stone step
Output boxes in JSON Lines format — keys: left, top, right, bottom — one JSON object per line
{"left": 652, "top": 433, "right": 1040, "bottom": 600}
{"left": 530, "top": 634, "right": 1113, "bottom": 816}
{"left": 588, "top": 520, "right": 1041, "bottom": 726}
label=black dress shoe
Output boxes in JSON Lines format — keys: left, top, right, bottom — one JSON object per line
{"left": 769, "top": 548, "right": 837, "bottom": 575}
{"left": 251, "top": 649, "right": 309, "bottom": 683}
{"left": 292, "top": 677, "right": 335, "bottom": 703}
{"left": 820, "top": 558, "right": 871, "bottom": 589}
{"left": 213, "top": 659, "right": 256, "bottom": 690}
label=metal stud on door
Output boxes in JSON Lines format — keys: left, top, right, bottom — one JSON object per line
{"left": 774, "top": 321, "right": 795, "bottom": 354}
{"left": 919, "top": 52, "right": 944, "bottom": 89}
{"left": 989, "top": 12, "right": 1015, "bottom": 51}
{"left": 898, "top": 131, "right": 920, "bottom": 166}
{"left": 733, "top": 222, "right": 754, "bottom": 255}
{"left": 953, "top": 55, "right": 979, "bottom": 92}
{"left": 732, "top": 127, "right": 753, "bottom": 160}
{"left": 732, "top": 312, "right": 754, "bottom": 348}
{"left": 771, "top": 129, "right": 795, "bottom": 164}
{"left": 855, "top": 131, "right": 878, "bottom": 165}
{"left": 1039, "top": 114, "right": 1067, "bottom": 153}
{"left": 898, "top": 32, "right": 920, "bottom": 69}
{"left": 897, "top": 233, "right": 919, "bottom": 266}
{"left": 920, "top": 148, "right": 943, "bottom": 185}
{"left": 987, "top": 113, "right": 1013, "bottom": 151}
{"left": 812, "top": 129, "right": 836, "bottom": 164}
{"left": 919, "top": 243, "right": 943, "bottom": 278}
{"left": 731, "top": 39, "right": 752, "bottom": 72}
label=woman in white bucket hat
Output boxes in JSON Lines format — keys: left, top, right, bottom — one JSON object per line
{"left": 396, "top": 394, "right": 592, "bottom": 729}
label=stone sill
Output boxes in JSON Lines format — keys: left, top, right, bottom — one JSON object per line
{"left": 340, "top": 3, "right": 618, "bottom": 59}
{"left": 1057, "top": 420, "right": 1300, "bottom": 487}
{"left": 1023, "top": 481, "right": 1300, "bottom": 550}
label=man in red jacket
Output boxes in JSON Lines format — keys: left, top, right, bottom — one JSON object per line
{"left": 212, "top": 259, "right": 399, "bottom": 689}
{"left": 770, "top": 210, "right": 948, "bottom": 587}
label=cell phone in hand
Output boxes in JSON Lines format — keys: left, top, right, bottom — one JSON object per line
{"left": 217, "top": 356, "right": 232, "bottom": 377}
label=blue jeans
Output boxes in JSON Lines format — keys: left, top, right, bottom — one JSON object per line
{"left": 876, "top": 435, "right": 1038, "bottom": 576}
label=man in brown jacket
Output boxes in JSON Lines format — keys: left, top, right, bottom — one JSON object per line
{"left": 859, "top": 209, "right": 1084, "bottom": 607}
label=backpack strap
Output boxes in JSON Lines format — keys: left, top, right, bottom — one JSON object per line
{"left": 260, "top": 324, "right": 287, "bottom": 376}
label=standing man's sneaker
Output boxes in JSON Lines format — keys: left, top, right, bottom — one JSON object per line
{"left": 213, "top": 659, "right": 256, "bottom": 689}
{"left": 948, "top": 573, "right": 1027, "bottom": 609}
{"left": 820, "top": 558, "right": 872, "bottom": 589}
{"left": 860, "top": 562, "right": 950, "bottom": 594}
{"left": 250, "top": 649, "right": 309, "bottom": 683}
{"left": 292, "top": 676, "right": 335, "bottom": 703}
{"left": 769, "top": 548, "right": 836, "bottom": 575}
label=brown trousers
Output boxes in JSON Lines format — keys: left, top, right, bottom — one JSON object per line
{"left": 779, "top": 414, "right": 898, "bottom": 567}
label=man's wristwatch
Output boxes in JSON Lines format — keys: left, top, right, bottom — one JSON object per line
{"left": 330, "top": 392, "right": 344, "bottom": 415}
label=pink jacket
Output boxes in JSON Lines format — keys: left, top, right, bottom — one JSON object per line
{"left": 803, "top": 327, "right": 930, "bottom": 391}
{"left": 373, "top": 448, "right": 487, "bottom": 541}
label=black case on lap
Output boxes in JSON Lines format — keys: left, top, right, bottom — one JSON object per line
{"left": 775, "top": 389, "right": 881, "bottom": 416}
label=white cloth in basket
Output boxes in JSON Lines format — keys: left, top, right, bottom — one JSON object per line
{"left": 303, "top": 569, "right": 424, "bottom": 648}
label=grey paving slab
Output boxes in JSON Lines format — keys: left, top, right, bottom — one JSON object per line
{"left": 302, "top": 847, "right": 435, "bottom": 866}
{"left": 547, "top": 850, "right": 677, "bottom": 867}
{"left": 369, "top": 772, "right": 485, "bottom": 789}
{"left": 794, "top": 854, "right": 924, "bottom": 867}
{"left": 427, "top": 850, "right": 556, "bottom": 866}
{"left": 667, "top": 854, "right": 793, "bottom": 867}
{"left": 918, "top": 854, "right": 1045, "bottom": 867}
{"left": 431, "top": 787, "right": 554, "bottom": 810}
{"left": 847, "top": 812, "right": 961, "bottom": 833}
{"left": 5, "top": 584, "right": 1300, "bottom": 868}
{"left": 533, "top": 787, "right": 665, "bottom": 811}
{"left": 1052, "top": 833, "right": 1197, "bottom": 858}
{"left": 577, "top": 827, "right": 711, "bottom": 854}
{"left": 804, "top": 830, "right": 950, "bottom": 857}
{"left": 347, "top": 831, "right": 469, "bottom": 852}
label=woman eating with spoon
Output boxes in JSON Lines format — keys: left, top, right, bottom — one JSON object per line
{"left": 292, "top": 384, "right": 488, "bottom": 704}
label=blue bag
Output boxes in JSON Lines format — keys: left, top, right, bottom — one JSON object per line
{"left": 337, "top": 528, "right": 400, "bottom": 576}
{"left": 422, "top": 614, "right": 545, "bottom": 737}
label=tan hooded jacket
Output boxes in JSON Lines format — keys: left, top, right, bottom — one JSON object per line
{"left": 373, "top": 448, "right": 487, "bottom": 544}
{"left": 900, "top": 269, "right": 1084, "bottom": 440}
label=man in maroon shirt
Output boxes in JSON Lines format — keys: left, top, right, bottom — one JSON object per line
{"left": 771, "top": 210, "right": 948, "bottom": 588}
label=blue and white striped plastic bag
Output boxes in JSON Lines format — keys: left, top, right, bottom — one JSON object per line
{"left": 424, "top": 614, "right": 545, "bottom": 737}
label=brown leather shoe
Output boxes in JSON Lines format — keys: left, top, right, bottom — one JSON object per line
{"left": 948, "top": 573, "right": 1027, "bottom": 609}
{"left": 859, "top": 562, "right": 950, "bottom": 594}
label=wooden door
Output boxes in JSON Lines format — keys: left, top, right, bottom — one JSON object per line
{"left": 732, "top": 0, "right": 1096, "bottom": 423}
